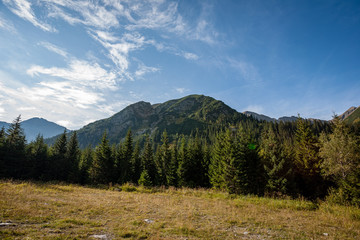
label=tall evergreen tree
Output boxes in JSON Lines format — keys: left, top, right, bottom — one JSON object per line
{"left": 27, "top": 134, "right": 49, "bottom": 180}
{"left": 51, "top": 130, "right": 68, "bottom": 181}
{"left": 79, "top": 146, "right": 94, "bottom": 184}
{"left": 66, "top": 131, "right": 81, "bottom": 183}
{"left": 89, "top": 132, "right": 114, "bottom": 184}
{"left": 131, "top": 141, "right": 142, "bottom": 183}
{"left": 259, "top": 124, "right": 292, "bottom": 195}
{"left": 0, "top": 127, "right": 6, "bottom": 178}
{"left": 294, "top": 117, "right": 325, "bottom": 198}
{"left": 121, "top": 129, "right": 133, "bottom": 183}
{"left": 141, "top": 135, "right": 157, "bottom": 185}
{"left": 320, "top": 117, "right": 360, "bottom": 205}
{"left": 5, "top": 115, "right": 27, "bottom": 179}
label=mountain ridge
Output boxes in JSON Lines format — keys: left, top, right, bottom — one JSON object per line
{"left": 0, "top": 117, "right": 68, "bottom": 142}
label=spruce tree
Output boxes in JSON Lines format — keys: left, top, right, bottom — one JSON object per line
{"left": 320, "top": 117, "right": 360, "bottom": 205}
{"left": 66, "top": 131, "right": 81, "bottom": 183}
{"left": 294, "top": 117, "right": 325, "bottom": 198}
{"left": 51, "top": 130, "right": 68, "bottom": 180}
{"left": 89, "top": 132, "right": 114, "bottom": 184}
{"left": 259, "top": 124, "right": 292, "bottom": 195}
{"left": 141, "top": 135, "right": 157, "bottom": 186}
{"left": 27, "top": 134, "right": 49, "bottom": 180}
{"left": 131, "top": 141, "right": 142, "bottom": 183}
{"left": 0, "top": 127, "right": 6, "bottom": 178}
{"left": 5, "top": 115, "right": 27, "bottom": 179}
{"left": 79, "top": 146, "right": 94, "bottom": 184}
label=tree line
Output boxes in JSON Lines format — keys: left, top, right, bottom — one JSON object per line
{"left": 0, "top": 115, "right": 359, "bottom": 206}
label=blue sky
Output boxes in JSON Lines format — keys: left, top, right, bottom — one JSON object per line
{"left": 0, "top": 0, "right": 359, "bottom": 129}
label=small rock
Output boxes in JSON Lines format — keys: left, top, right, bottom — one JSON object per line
{"left": 144, "top": 219, "right": 154, "bottom": 223}
{"left": 90, "top": 234, "right": 108, "bottom": 239}
{"left": 0, "top": 222, "right": 16, "bottom": 227}
{"left": 243, "top": 231, "right": 249, "bottom": 235}
{"left": 323, "top": 233, "right": 329, "bottom": 236}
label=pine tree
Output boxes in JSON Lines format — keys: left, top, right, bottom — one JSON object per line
{"left": 79, "top": 146, "right": 94, "bottom": 184}
{"left": 27, "top": 134, "right": 49, "bottom": 180}
{"left": 131, "top": 141, "right": 142, "bottom": 183}
{"left": 167, "top": 144, "right": 178, "bottom": 186}
{"left": 138, "top": 169, "right": 152, "bottom": 187}
{"left": 5, "top": 115, "right": 27, "bottom": 179}
{"left": 0, "top": 127, "right": 6, "bottom": 178}
{"left": 259, "top": 124, "right": 292, "bottom": 195}
{"left": 320, "top": 117, "right": 360, "bottom": 205}
{"left": 51, "top": 130, "right": 68, "bottom": 180}
{"left": 294, "top": 117, "right": 325, "bottom": 198}
{"left": 66, "top": 131, "right": 81, "bottom": 183}
{"left": 121, "top": 129, "right": 133, "bottom": 183}
{"left": 141, "top": 135, "right": 157, "bottom": 186}
{"left": 89, "top": 132, "right": 114, "bottom": 184}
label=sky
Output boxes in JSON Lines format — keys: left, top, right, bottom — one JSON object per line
{"left": 0, "top": 0, "right": 359, "bottom": 130}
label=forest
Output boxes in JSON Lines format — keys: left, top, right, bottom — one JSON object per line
{"left": 0, "top": 115, "right": 359, "bottom": 206}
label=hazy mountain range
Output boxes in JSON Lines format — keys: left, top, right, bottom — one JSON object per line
{"left": 0, "top": 117, "right": 67, "bottom": 142}
{"left": 1, "top": 95, "right": 358, "bottom": 146}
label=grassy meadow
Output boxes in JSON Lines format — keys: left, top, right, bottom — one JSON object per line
{"left": 1, "top": 181, "right": 359, "bottom": 239}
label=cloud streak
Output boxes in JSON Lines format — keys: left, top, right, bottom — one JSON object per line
{"left": 3, "top": 0, "right": 55, "bottom": 32}
{"left": 27, "top": 59, "right": 117, "bottom": 89}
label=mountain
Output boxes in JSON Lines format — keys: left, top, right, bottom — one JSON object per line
{"left": 243, "top": 111, "right": 276, "bottom": 122}
{"left": 243, "top": 111, "right": 298, "bottom": 122}
{"left": 0, "top": 121, "right": 9, "bottom": 130}
{"left": 0, "top": 117, "right": 68, "bottom": 142}
{"left": 339, "top": 106, "right": 357, "bottom": 120}
{"left": 342, "top": 106, "right": 360, "bottom": 124}
{"left": 47, "top": 95, "right": 250, "bottom": 148}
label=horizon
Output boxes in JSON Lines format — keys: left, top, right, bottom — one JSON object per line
{"left": 2, "top": 94, "right": 357, "bottom": 131}
{"left": 1, "top": 0, "right": 359, "bottom": 129}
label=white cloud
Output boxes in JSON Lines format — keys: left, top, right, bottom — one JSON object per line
{"left": 135, "top": 62, "right": 160, "bottom": 78}
{"left": 0, "top": 14, "right": 17, "bottom": 33}
{"left": 27, "top": 59, "right": 117, "bottom": 89}
{"left": 175, "top": 88, "right": 187, "bottom": 94}
{"left": 56, "top": 120, "right": 72, "bottom": 128}
{"left": 3, "top": 0, "right": 55, "bottom": 32}
{"left": 38, "top": 41, "right": 68, "bottom": 58}
{"left": 244, "top": 105, "right": 264, "bottom": 114}
{"left": 183, "top": 52, "right": 199, "bottom": 60}
{"left": 229, "top": 59, "right": 262, "bottom": 85}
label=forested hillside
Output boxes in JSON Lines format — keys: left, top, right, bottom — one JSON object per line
{"left": 1, "top": 107, "right": 359, "bottom": 205}
{"left": 46, "top": 95, "right": 250, "bottom": 148}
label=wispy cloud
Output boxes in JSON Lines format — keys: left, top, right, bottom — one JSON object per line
{"left": 135, "top": 62, "right": 160, "bottom": 78}
{"left": 175, "top": 88, "right": 187, "bottom": 94}
{"left": 229, "top": 59, "right": 263, "bottom": 85}
{"left": 38, "top": 41, "right": 68, "bottom": 58}
{"left": 27, "top": 59, "right": 117, "bottom": 89}
{"left": 0, "top": 14, "right": 17, "bottom": 33}
{"left": 3, "top": 0, "right": 55, "bottom": 32}
{"left": 244, "top": 104, "right": 264, "bottom": 114}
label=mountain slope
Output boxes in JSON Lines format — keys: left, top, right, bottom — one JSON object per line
{"left": 51, "top": 95, "right": 249, "bottom": 148}
{"left": 0, "top": 118, "right": 67, "bottom": 142}
{"left": 22, "top": 118, "right": 68, "bottom": 141}
{"left": 343, "top": 106, "right": 360, "bottom": 124}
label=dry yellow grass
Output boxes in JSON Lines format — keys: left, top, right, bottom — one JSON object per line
{"left": 1, "top": 180, "right": 359, "bottom": 239}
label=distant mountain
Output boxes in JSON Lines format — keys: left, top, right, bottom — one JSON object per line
{"left": 339, "top": 106, "right": 357, "bottom": 120}
{"left": 0, "top": 121, "right": 9, "bottom": 130}
{"left": 47, "top": 95, "right": 250, "bottom": 148}
{"left": 0, "top": 117, "right": 68, "bottom": 142}
{"left": 243, "top": 111, "right": 276, "bottom": 122}
{"left": 243, "top": 111, "right": 298, "bottom": 123}
{"left": 342, "top": 106, "right": 360, "bottom": 124}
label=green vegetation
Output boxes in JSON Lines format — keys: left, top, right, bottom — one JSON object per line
{"left": 1, "top": 94, "right": 360, "bottom": 228}
{"left": 1, "top": 181, "right": 359, "bottom": 239}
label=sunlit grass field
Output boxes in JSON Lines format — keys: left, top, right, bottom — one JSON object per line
{"left": 1, "top": 180, "right": 359, "bottom": 239}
